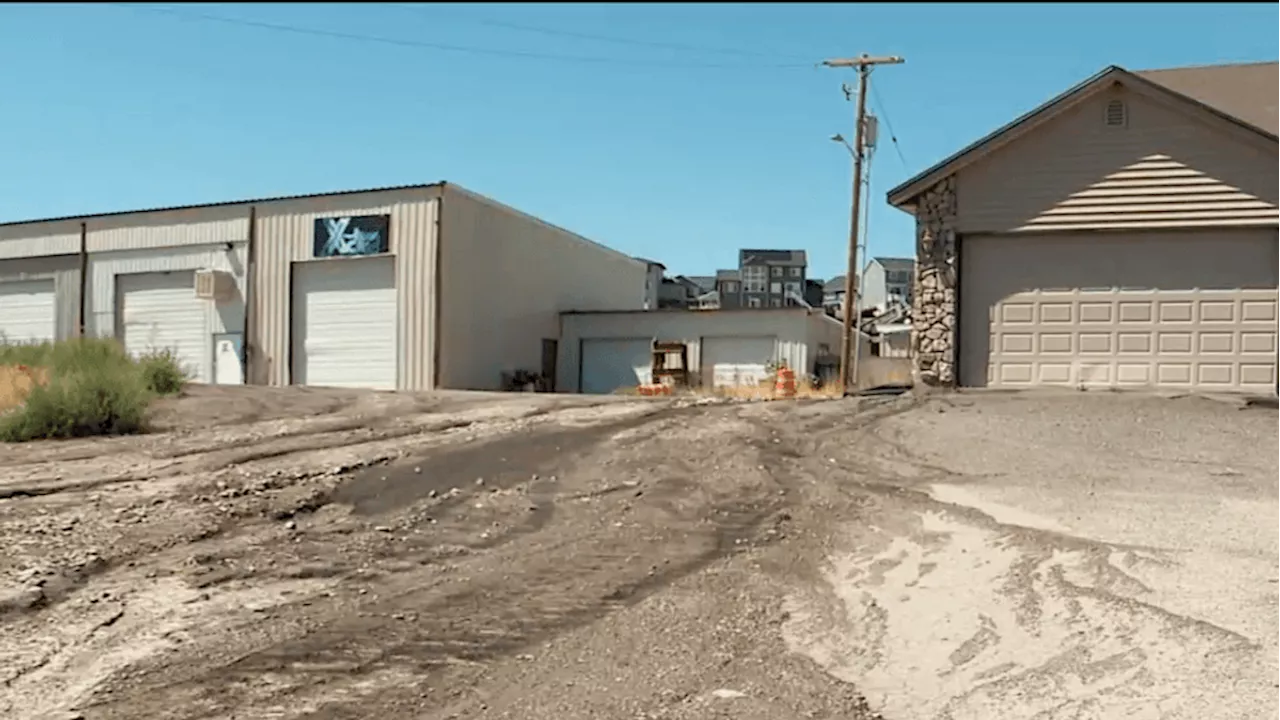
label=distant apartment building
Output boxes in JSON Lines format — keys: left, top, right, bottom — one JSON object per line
{"left": 709, "top": 249, "right": 809, "bottom": 310}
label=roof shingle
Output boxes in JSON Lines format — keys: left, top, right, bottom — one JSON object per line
{"left": 1135, "top": 61, "right": 1278, "bottom": 136}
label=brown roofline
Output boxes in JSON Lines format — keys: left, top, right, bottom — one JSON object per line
{"left": 886, "top": 64, "right": 1278, "bottom": 211}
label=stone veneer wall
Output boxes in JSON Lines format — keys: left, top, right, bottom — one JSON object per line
{"left": 911, "top": 176, "right": 959, "bottom": 386}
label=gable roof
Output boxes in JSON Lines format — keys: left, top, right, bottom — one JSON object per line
{"left": 887, "top": 61, "right": 1279, "bottom": 209}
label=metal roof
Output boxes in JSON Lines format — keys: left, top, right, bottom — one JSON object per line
{"left": 0, "top": 181, "right": 446, "bottom": 228}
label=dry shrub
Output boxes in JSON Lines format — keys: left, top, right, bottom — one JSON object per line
{"left": 0, "top": 365, "right": 50, "bottom": 414}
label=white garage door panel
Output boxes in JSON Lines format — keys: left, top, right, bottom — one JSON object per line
{"left": 702, "top": 336, "right": 776, "bottom": 388}
{"left": 0, "top": 280, "right": 56, "bottom": 345}
{"left": 960, "top": 230, "right": 1278, "bottom": 392}
{"left": 119, "top": 272, "right": 207, "bottom": 382}
{"left": 292, "top": 258, "right": 397, "bottom": 390}
{"left": 580, "top": 338, "right": 652, "bottom": 394}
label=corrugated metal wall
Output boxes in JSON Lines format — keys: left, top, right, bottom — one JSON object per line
{"left": 0, "top": 220, "right": 81, "bottom": 260}
{"left": 86, "top": 205, "right": 249, "bottom": 253}
{"left": 86, "top": 244, "right": 248, "bottom": 381}
{"left": 955, "top": 85, "right": 1279, "bottom": 233}
{"left": 438, "top": 185, "right": 648, "bottom": 390}
{"left": 85, "top": 206, "right": 253, "bottom": 384}
{"left": 556, "top": 309, "right": 816, "bottom": 393}
{"left": 250, "top": 187, "right": 441, "bottom": 389}
{"left": 0, "top": 255, "right": 82, "bottom": 341}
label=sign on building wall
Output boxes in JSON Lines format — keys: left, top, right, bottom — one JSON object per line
{"left": 313, "top": 215, "right": 391, "bottom": 258}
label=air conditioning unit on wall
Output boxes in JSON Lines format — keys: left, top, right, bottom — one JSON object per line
{"left": 194, "top": 269, "right": 237, "bottom": 303}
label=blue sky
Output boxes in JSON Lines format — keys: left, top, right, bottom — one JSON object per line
{"left": 1, "top": 3, "right": 1276, "bottom": 279}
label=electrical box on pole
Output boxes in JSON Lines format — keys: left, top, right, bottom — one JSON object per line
{"left": 863, "top": 114, "right": 879, "bottom": 151}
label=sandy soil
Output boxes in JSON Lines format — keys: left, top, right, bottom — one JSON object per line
{"left": 0, "top": 385, "right": 893, "bottom": 720}
{"left": 783, "top": 389, "right": 1279, "bottom": 720}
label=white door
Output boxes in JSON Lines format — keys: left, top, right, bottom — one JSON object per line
{"left": 118, "top": 272, "right": 207, "bottom": 382}
{"left": 213, "top": 333, "right": 244, "bottom": 386}
{"left": 580, "top": 338, "right": 652, "bottom": 394}
{"left": 702, "top": 336, "right": 776, "bottom": 388}
{"left": 0, "top": 279, "right": 56, "bottom": 345}
{"left": 291, "top": 257, "right": 397, "bottom": 390}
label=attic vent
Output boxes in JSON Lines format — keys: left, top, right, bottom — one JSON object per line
{"left": 1104, "top": 99, "right": 1127, "bottom": 128}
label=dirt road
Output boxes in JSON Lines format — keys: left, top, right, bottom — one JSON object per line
{"left": 0, "top": 386, "right": 891, "bottom": 720}
{"left": 1, "top": 385, "right": 1274, "bottom": 720}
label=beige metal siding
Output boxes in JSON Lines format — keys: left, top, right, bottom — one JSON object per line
{"left": 86, "top": 245, "right": 248, "bottom": 344}
{"left": 558, "top": 310, "right": 814, "bottom": 392}
{"left": 438, "top": 186, "right": 648, "bottom": 390}
{"left": 250, "top": 188, "right": 440, "bottom": 389}
{"left": 805, "top": 312, "right": 846, "bottom": 361}
{"left": 955, "top": 85, "right": 1279, "bottom": 233}
{"left": 959, "top": 229, "right": 1278, "bottom": 392}
{"left": 0, "top": 221, "right": 81, "bottom": 260}
{"left": 0, "top": 255, "right": 82, "bottom": 340}
{"left": 86, "top": 205, "right": 249, "bottom": 252}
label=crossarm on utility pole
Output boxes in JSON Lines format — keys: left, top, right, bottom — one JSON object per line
{"left": 823, "top": 53, "right": 905, "bottom": 396}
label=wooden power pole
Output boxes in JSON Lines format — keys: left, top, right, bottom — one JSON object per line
{"left": 823, "top": 53, "right": 904, "bottom": 395}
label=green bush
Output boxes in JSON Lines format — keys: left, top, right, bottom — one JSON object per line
{"left": 0, "top": 337, "right": 189, "bottom": 442}
{"left": 137, "top": 348, "right": 188, "bottom": 396}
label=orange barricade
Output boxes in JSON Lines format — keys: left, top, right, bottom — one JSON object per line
{"left": 774, "top": 367, "right": 797, "bottom": 398}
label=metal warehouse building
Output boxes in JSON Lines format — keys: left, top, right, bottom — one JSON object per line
{"left": 557, "top": 308, "right": 860, "bottom": 393}
{"left": 0, "top": 182, "right": 648, "bottom": 391}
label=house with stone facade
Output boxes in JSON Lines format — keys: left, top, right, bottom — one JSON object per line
{"left": 887, "top": 61, "right": 1278, "bottom": 395}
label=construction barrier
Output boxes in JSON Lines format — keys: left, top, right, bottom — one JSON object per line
{"left": 774, "top": 367, "right": 797, "bottom": 398}
{"left": 637, "top": 383, "right": 673, "bottom": 396}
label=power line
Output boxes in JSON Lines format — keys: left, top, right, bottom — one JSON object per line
{"left": 869, "top": 74, "right": 910, "bottom": 170}
{"left": 390, "top": 3, "right": 810, "bottom": 62}
{"left": 109, "top": 3, "right": 813, "bottom": 70}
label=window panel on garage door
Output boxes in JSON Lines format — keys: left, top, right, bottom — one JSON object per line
{"left": 0, "top": 279, "right": 56, "bottom": 345}
{"left": 959, "top": 230, "right": 1278, "bottom": 392}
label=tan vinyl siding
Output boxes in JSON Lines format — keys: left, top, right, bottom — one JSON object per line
{"left": 955, "top": 85, "right": 1279, "bottom": 234}
{"left": 437, "top": 186, "right": 648, "bottom": 390}
{"left": 0, "top": 221, "right": 81, "bottom": 260}
{"left": 0, "top": 255, "right": 83, "bottom": 340}
{"left": 250, "top": 188, "right": 440, "bottom": 389}
{"left": 86, "top": 205, "right": 249, "bottom": 252}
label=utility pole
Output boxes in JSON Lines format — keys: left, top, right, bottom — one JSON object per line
{"left": 822, "top": 53, "right": 904, "bottom": 396}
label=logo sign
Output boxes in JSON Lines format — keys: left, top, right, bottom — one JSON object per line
{"left": 313, "top": 215, "right": 391, "bottom": 258}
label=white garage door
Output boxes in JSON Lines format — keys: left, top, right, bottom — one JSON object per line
{"left": 292, "top": 257, "right": 397, "bottom": 390}
{"left": 960, "top": 229, "right": 1278, "bottom": 392}
{"left": 0, "top": 279, "right": 56, "bottom": 345}
{"left": 702, "top": 336, "right": 777, "bottom": 388}
{"left": 580, "top": 338, "right": 652, "bottom": 394}
{"left": 118, "top": 272, "right": 207, "bottom": 382}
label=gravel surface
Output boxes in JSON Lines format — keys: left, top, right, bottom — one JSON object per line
{"left": 1, "top": 385, "right": 1273, "bottom": 720}
{"left": 0, "top": 386, "right": 892, "bottom": 720}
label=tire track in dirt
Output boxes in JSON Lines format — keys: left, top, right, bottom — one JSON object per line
{"left": 71, "top": 404, "right": 797, "bottom": 720}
